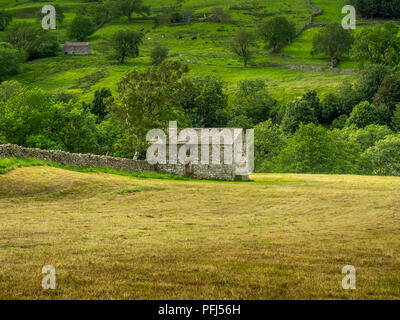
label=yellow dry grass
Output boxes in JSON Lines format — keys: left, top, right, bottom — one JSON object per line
{"left": 0, "top": 166, "right": 399, "bottom": 299}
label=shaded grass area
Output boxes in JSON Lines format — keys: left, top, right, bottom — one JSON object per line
{"left": 0, "top": 167, "right": 399, "bottom": 299}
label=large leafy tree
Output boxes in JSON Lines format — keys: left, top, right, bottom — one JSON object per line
{"left": 346, "top": 101, "right": 380, "bottom": 128}
{"left": 281, "top": 99, "right": 318, "bottom": 134}
{"left": 229, "top": 80, "right": 276, "bottom": 126}
{"left": 373, "top": 74, "right": 400, "bottom": 113}
{"left": 113, "top": 0, "right": 151, "bottom": 23}
{"left": 351, "top": 21, "right": 400, "bottom": 68}
{"left": 312, "top": 23, "right": 354, "bottom": 68}
{"left": 230, "top": 29, "right": 255, "bottom": 68}
{"left": 67, "top": 15, "right": 96, "bottom": 41}
{"left": 179, "top": 75, "right": 228, "bottom": 128}
{"left": 110, "top": 30, "right": 144, "bottom": 64}
{"left": 258, "top": 16, "right": 296, "bottom": 54}
{"left": 107, "top": 61, "right": 189, "bottom": 158}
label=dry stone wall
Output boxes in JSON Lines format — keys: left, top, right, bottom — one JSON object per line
{"left": 0, "top": 144, "right": 236, "bottom": 181}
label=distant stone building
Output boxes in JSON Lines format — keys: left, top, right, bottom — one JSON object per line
{"left": 63, "top": 42, "right": 91, "bottom": 56}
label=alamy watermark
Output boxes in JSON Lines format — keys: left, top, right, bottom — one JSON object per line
{"left": 342, "top": 5, "right": 356, "bottom": 30}
{"left": 146, "top": 121, "right": 254, "bottom": 176}
{"left": 41, "top": 5, "right": 56, "bottom": 30}
{"left": 342, "top": 265, "right": 356, "bottom": 290}
{"left": 42, "top": 265, "right": 56, "bottom": 290}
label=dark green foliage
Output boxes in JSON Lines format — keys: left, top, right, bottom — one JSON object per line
{"left": 110, "top": 30, "right": 144, "bottom": 64}
{"left": 208, "top": 8, "right": 232, "bottom": 23}
{"left": 83, "top": 88, "right": 112, "bottom": 122}
{"left": 301, "top": 90, "right": 322, "bottom": 122}
{"left": 2, "top": 23, "right": 59, "bottom": 61}
{"left": 312, "top": 23, "right": 354, "bottom": 68}
{"left": 346, "top": 101, "right": 379, "bottom": 128}
{"left": 352, "top": 22, "right": 400, "bottom": 68}
{"left": 350, "top": 0, "right": 400, "bottom": 19}
{"left": 392, "top": 104, "right": 400, "bottom": 132}
{"left": 281, "top": 99, "right": 318, "bottom": 134}
{"left": 113, "top": 0, "right": 151, "bottom": 23}
{"left": 0, "top": 43, "right": 22, "bottom": 82}
{"left": 0, "top": 9, "right": 12, "bottom": 31}
{"left": 179, "top": 75, "right": 228, "bottom": 128}
{"left": 354, "top": 64, "right": 392, "bottom": 102}
{"left": 331, "top": 115, "right": 348, "bottom": 129}
{"left": 230, "top": 80, "right": 276, "bottom": 126}
{"left": 373, "top": 74, "right": 400, "bottom": 112}
{"left": 150, "top": 43, "right": 169, "bottom": 65}
{"left": 321, "top": 93, "right": 342, "bottom": 123}
{"left": 68, "top": 15, "right": 96, "bottom": 41}
{"left": 258, "top": 16, "right": 296, "bottom": 53}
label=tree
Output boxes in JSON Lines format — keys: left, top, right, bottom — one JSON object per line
{"left": 312, "top": 23, "right": 354, "bottom": 68}
{"left": 321, "top": 93, "right": 342, "bottom": 124}
{"left": 281, "top": 99, "right": 318, "bottom": 134}
{"left": 113, "top": 0, "right": 151, "bottom": 23}
{"left": 253, "top": 119, "right": 286, "bottom": 171}
{"left": 354, "top": 64, "right": 391, "bottom": 102}
{"left": 258, "top": 16, "right": 296, "bottom": 54}
{"left": 110, "top": 30, "right": 143, "bottom": 64}
{"left": 230, "top": 80, "right": 276, "bottom": 125}
{"left": 392, "top": 104, "right": 400, "bottom": 132}
{"left": 0, "top": 43, "right": 22, "bottom": 82}
{"left": 150, "top": 43, "right": 169, "bottom": 65}
{"left": 363, "top": 134, "right": 400, "bottom": 176}
{"left": 107, "top": 61, "right": 189, "bottom": 157}
{"left": 346, "top": 101, "right": 379, "bottom": 128}
{"left": 179, "top": 75, "right": 228, "bottom": 128}
{"left": 83, "top": 88, "right": 112, "bottom": 122}
{"left": 351, "top": 22, "right": 400, "bottom": 68}
{"left": 2, "top": 23, "right": 59, "bottom": 61}
{"left": 273, "top": 123, "right": 360, "bottom": 174}
{"left": 343, "top": 124, "right": 393, "bottom": 151}
{"left": 0, "top": 9, "right": 12, "bottom": 31}
{"left": 373, "top": 74, "right": 400, "bottom": 113}
{"left": 208, "top": 8, "right": 231, "bottom": 23}
{"left": 301, "top": 90, "right": 322, "bottom": 122}
{"left": 68, "top": 15, "right": 96, "bottom": 41}
{"left": 230, "top": 29, "right": 255, "bottom": 68}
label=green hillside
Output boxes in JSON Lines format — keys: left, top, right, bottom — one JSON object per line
{"left": 1, "top": 0, "right": 357, "bottom": 102}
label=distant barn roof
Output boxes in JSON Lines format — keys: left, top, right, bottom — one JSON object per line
{"left": 63, "top": 42, "right": 90, "bottom": 47}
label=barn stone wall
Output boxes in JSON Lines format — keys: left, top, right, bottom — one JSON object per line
{"left": 0, "top": 144, "right": 236, "bottom": 181}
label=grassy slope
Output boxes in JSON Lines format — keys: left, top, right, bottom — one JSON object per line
{"left": 2, "top": 0, "right": 359, "bottom": 103}
{"left": 0, "top": 165, "right": 399, "bottom": 299}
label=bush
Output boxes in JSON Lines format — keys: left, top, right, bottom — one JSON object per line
{"left": 68, "top": 15, "right": 96, "bottom": 41}
{"left": 346, "top": 101, "right": 379, "bottom": 128}
{"left": 2, "top": 23, "right": 59, "bottom": 61}
{"left": 281, "top": 99, "right": 318, "bottom": 133}
{"left": 0, "top": 44, "right": 22, "bottom": 82}
{"left": 150, "top": 43, "right": 168, "bottom": 65}
{"left": 354, "top": 64, "right": 391, "bottom": 102}
{"left": 331, "top": 115, "right": 348, "bottom": 129}
{"left": 363, "top": 134, "right": 400, "bottom": 176}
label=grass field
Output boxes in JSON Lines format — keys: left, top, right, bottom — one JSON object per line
{"left": 0, "top": 164, "right": 399, "bottom": 299}
{"left": 2, "top": 0, "right": 360, "bottom": 102}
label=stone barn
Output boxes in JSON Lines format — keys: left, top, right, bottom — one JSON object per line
{"left": 63, "top": 42, "right": 91, "bottom": 56}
